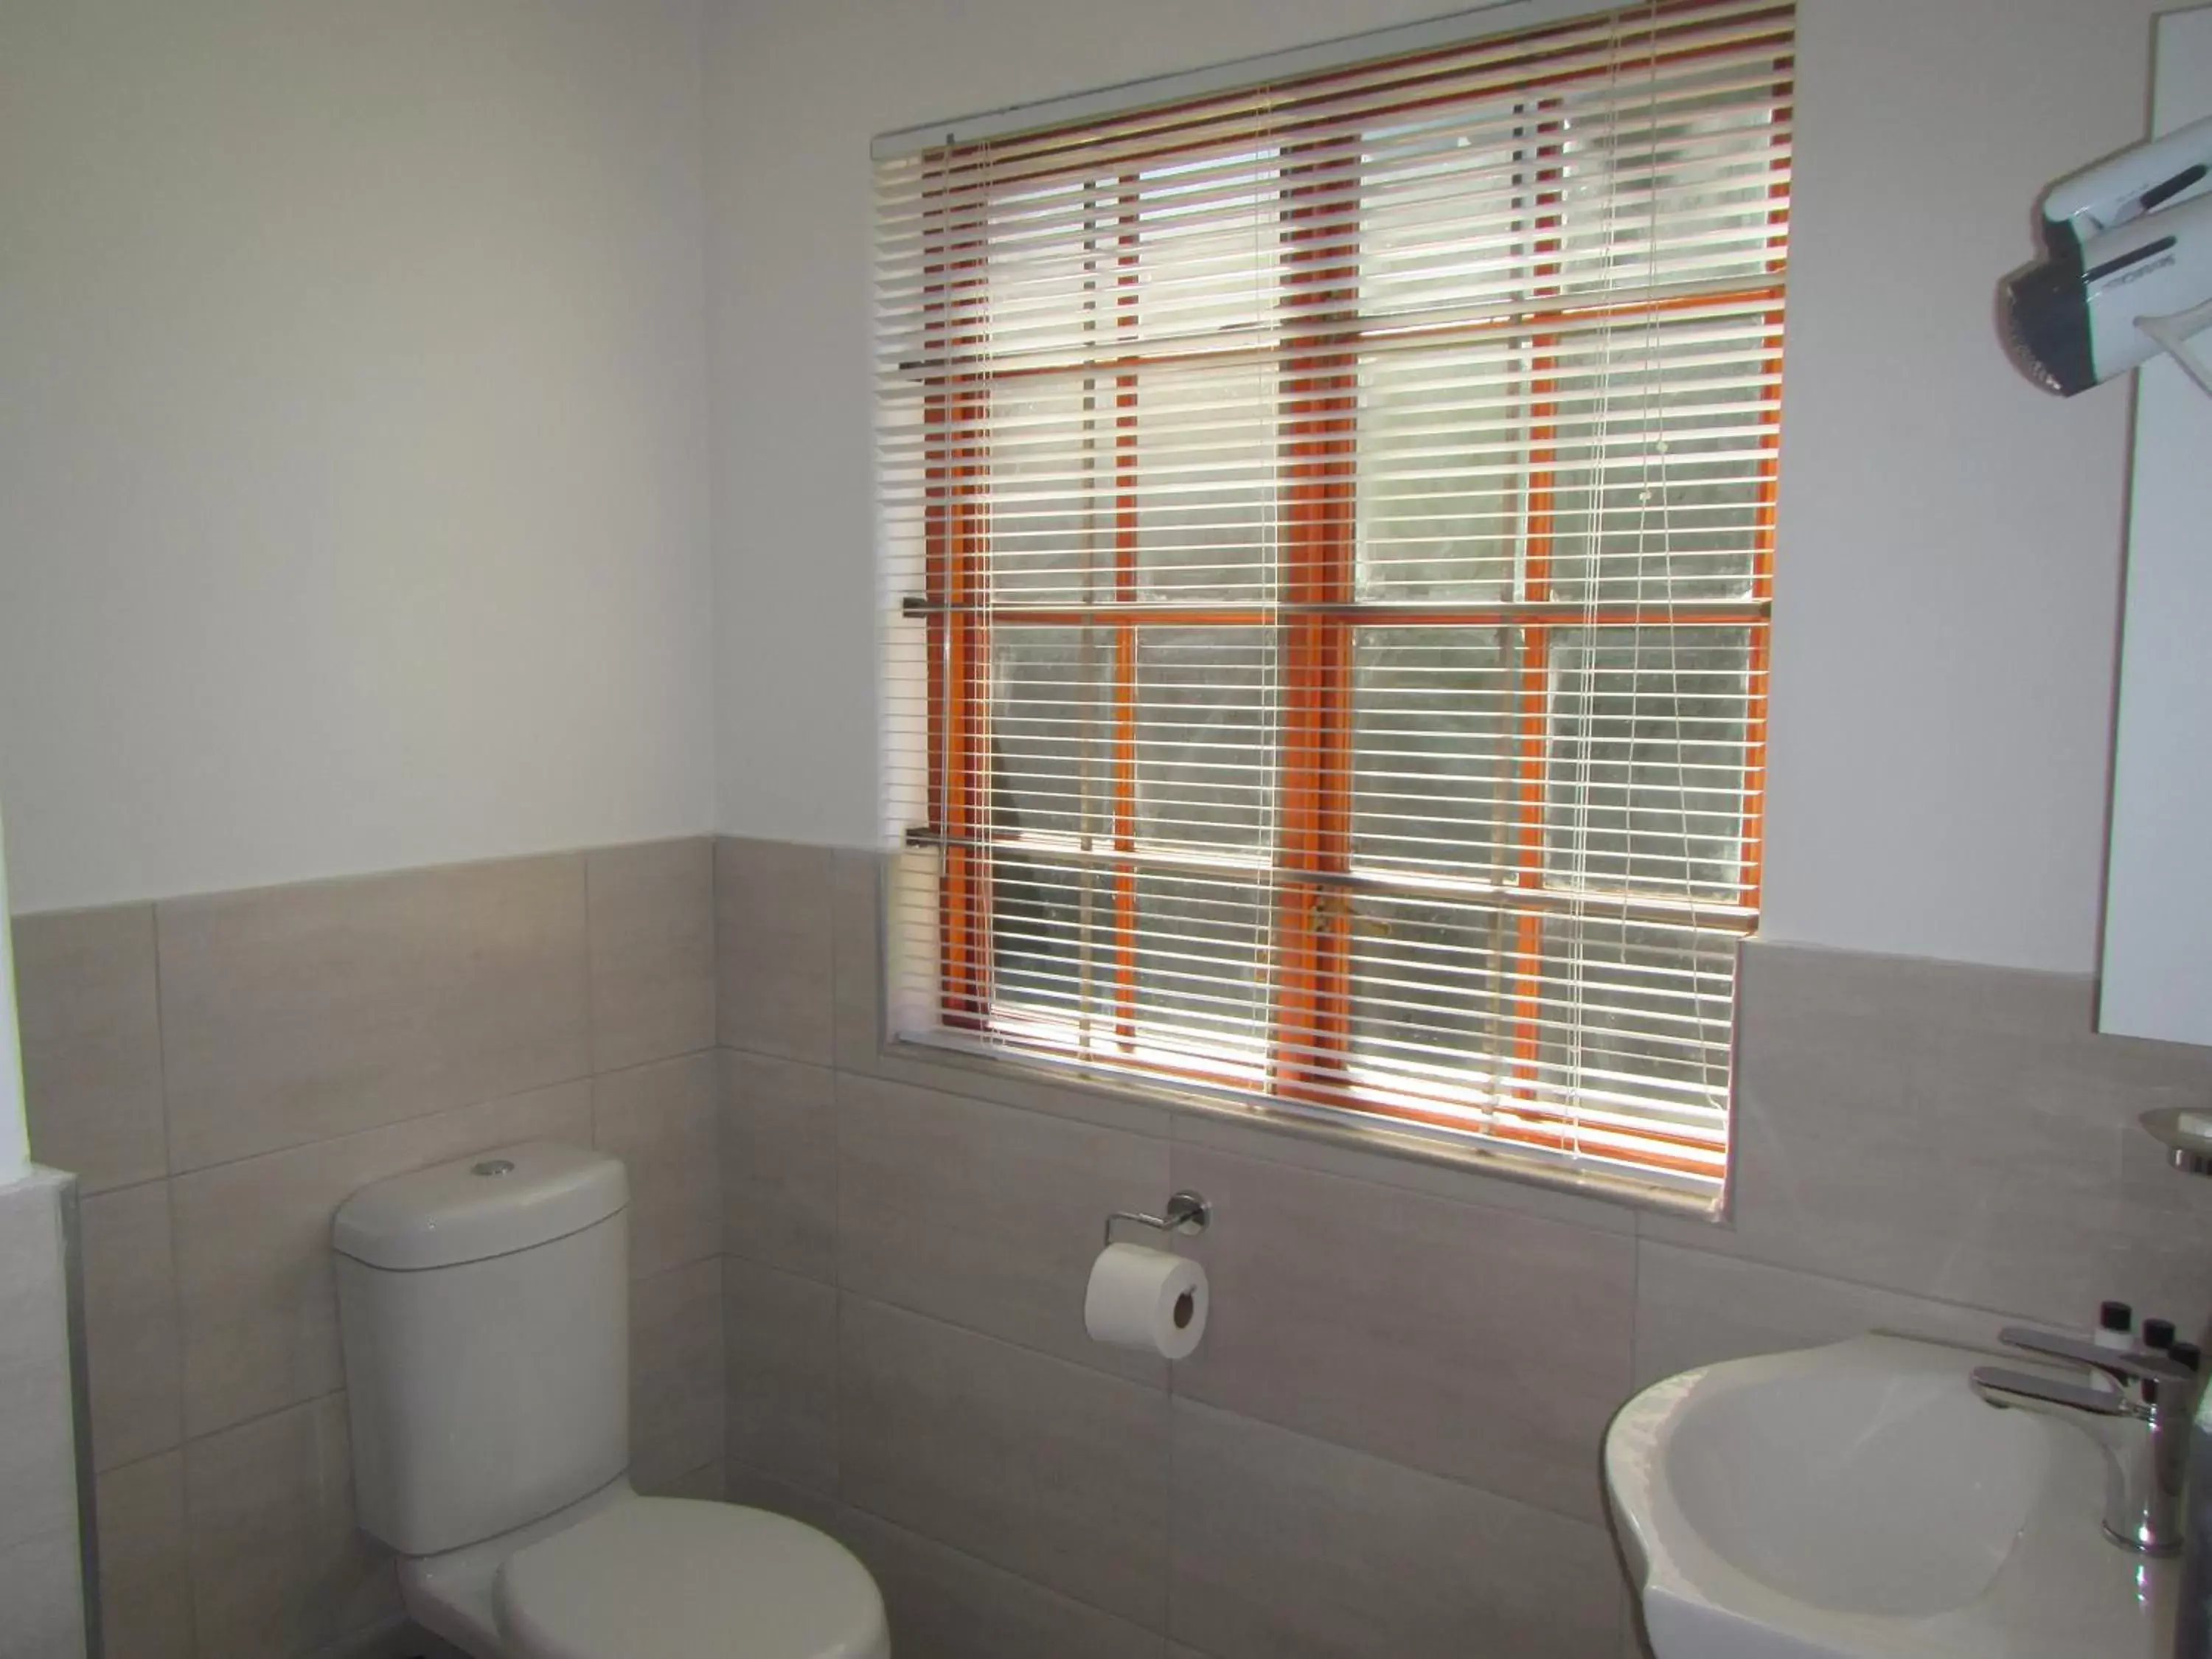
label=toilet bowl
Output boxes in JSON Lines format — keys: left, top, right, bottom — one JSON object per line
{"left": 332, "top": 1140, "right": 888, "bottom": 1659}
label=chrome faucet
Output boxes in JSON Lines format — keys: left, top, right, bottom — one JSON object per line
{"left": 1969, "top": 1324, "right": 2196, "bottom": 1557}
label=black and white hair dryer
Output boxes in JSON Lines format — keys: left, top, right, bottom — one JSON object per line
{"left": 2001, "top": 112, "right": 2212, "bottom": 397}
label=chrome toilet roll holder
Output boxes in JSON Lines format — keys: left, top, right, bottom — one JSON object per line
{"left": 1103, "top": 1189, "right": 1211, "bottom": 1248}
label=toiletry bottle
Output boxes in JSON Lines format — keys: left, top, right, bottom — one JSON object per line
{"left": 2093, "top": 1301, "right": 2133, "bottom": 1395}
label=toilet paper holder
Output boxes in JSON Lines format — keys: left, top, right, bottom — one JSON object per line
{"left": 1103, "top": 1189, "right": 1211, "bottom": 1248}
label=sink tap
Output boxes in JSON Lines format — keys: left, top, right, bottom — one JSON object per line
{"left": 1969, "top": 1324, "right": 2196, "bottom": 1557}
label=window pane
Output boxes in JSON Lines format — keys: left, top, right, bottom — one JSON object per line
{"left": 1544, "top": 625, "right": 1752, "bottom": 900}
{"left": 1135, "top": 627, "right": 1274, "bottom": 852}
{"left": 990, "top": 627, "right": 1110, "bottom": 841}
{"left": 1352, "top": 627, "right": 1518, "bottom": 878}
{"left": 1129, "top": 150, "right": 1280, "bottom": 347}
{"left": 1347, "top": 895, "right": 1509, "bottom": 1092}
{"left": 1133, "top": 872, "right": 1272, "bottom": 1065}
{"left": 1359, "top": 104, "right": 1531, "bottom": 323}
{"left": 1531, "top": 913, "right": 1736, "bottom": 1118}
{"left": 992, "top": 857, "right": 1115, "bottom": 1028}
{"left": 981, "top": 174, "right": 1113, "bottom": 360}
{"left": 1133, "top": 365, "right": 1279, "bottom": 601}
{"left": 1545, "top": 319, "right": 1775, "bottom": 605}
{"left": 1555, "top": 91, "right": 1784, "bottom": 296}
{"left": 1354, "top": 346, "right": 1525, "bottom": 601}
{"left": 988, "top": 387, "right": 1115, "bottom": 605}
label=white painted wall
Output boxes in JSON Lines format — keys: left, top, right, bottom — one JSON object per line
{"left": 0, "top": 0, "right": 715, "bottom": 913}
{"left": 707, "top": 0, "right": 2160, "bottom": 975}
{"left": 1759, "top": 0, "right": 2156, "bottom": 974}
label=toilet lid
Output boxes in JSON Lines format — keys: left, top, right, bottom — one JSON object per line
{"left": 496, "top": 1498, "right": 887, "bottom": 1659}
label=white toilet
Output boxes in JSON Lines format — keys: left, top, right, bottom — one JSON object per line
{"left": 331, "top": 1139, "right": 889, "bottom": 1659}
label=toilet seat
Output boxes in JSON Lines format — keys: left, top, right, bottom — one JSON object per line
{"left": 495, "top": 1498, "right": 888, "bottom": 1659}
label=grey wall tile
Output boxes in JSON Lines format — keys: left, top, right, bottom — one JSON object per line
{"left": 1170, "top": 1109, "right": 1636, "bottom": 1238}
{"left": 641, "top": 1460, "right": 727, "bottom": 1502}
{"left": 838, "top": 1074, "right": 1170, "bottom": 1383}
{"left": 728, "top": 1464, "right": 843, "bottom": 1536}
{"left": 854, "top": 1044, "right": 1180, "bottom": 1140}
{"left": 172, "top": 1082, "right": 591, "bottom": 1438}
{"left": 184, "top": 1393, "right": 398, "bottom": 1659}
{"left": 722, "top": 1051, "right": 837, "bottom": 1282}
{"left": 2109, "top": 1114, "right": 2212, "bottom": 1331}
{"left": 95, "top": 1452, "right": 192, "bottom": 1659}
{"left": 830, "top": 849, "right": 885, "bottom": 1074}
{"left": 315, "top": 1620, "right": 467, "bottom": 1659}
{"left": 724, "top": 1258, "right": 838, "bottom": 1494}
{"left": 79, "top": 1181, "right": 181, "bottom": 1470}
{"left": 839, "top": 1509, "right": 1166, "bottom": 1659}
{"left": 1643, "top": 941, "right": 2212, "bottom": 1326}
{"left": 159, "top": 854, "right": 592, "bottom": 1171}
{"left": 0, "top": 1523, "right": 86, "bottom": 1659}
{"left": 827, "top": 846, "right": 1175, "bottom": 1140}
{"left": 594, "top": 1053, "right": 720, "bottom": 1279}
{"left": 840, "top": 1295, "right": 1169, "bottom": 1628}
{"left": 1169, "top": 1400, "right": 1621, "bottom": 1659}
{"left": 13, "top": 905, "right": 166, "bottom": 1192}
{"left": 1632, "top": 1242, "right": 2012, "bottom": 1389}
{"left": 0, "top": 1172, "right": 80, "bottom": 1553}
{"left": 717, "top": 837, "right": 834, "bottom": 1065}
{"left": 631, "top": 1257, "right": 725, "bottom": 1496}
{"left": 586, "top": 838, "right": 715, "bottom": 1074}
{"left": 1170, "top": 1145, "right": 1632, "bottom": 1523}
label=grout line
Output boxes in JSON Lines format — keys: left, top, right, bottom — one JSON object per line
{"left": 148, "top": 901, "right": 175, "bottom": 1181}
{"left": 839, "top": 1498, "right": 1169, "bottom": 1638}
{"left": 145, "top": 900, "right": 201, "bottom": 1646}
{"left": 836, "top": 1284, "right": 1173, "bottom": 1396}
{"left": 1169, "top": 1390, "right": 1614, "bottom": 1534}
{"left": 1627, "top": 1227, "right": 1641, "bottom": 1394}
{"left": 580, "top": 847, "right": 600, "bottom": 1077}
{"left": 161, "top": 1057, "right": 658, "bottom": 1186}
{"left": 179, "top": 1383, "right": 348, "bottom": 1459}
{"left": 726, "top": 1454, "right": 835, "bottom": 1512}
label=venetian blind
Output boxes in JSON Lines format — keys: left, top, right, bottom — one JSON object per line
{"left": 875, "top": 0, "right": 1792, "bottom": 1200}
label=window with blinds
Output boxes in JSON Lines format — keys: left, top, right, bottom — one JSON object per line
{"left": 876, "top": 0, "right": 1791, "bottom": 1201}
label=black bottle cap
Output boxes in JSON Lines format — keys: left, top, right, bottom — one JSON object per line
{"left": 2101, "top": 1301, "right": 2134, "bottom": 1333}
{"left": 2146, "top": 1318, "right": 2177, "bottom": 1351}
{"left": 2174, "top": 1343, "right": 2202, "bottom": 1374}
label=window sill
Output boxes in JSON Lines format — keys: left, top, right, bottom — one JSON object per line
{"left": 877, "top": 1029, "right": 1728, "bottom": 1227}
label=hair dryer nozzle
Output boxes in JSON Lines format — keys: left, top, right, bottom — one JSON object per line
{"left": 2000, "top": 260, "right": 2096, "bottom": 396}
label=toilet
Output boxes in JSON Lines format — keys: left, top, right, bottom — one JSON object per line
{"left": 331, "top": 1139, "right": 888, "bottom": 1659}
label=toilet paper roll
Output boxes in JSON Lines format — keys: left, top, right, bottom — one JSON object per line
{"left": 1083, "top": 1242, "right": 1208, "bottom": 1360}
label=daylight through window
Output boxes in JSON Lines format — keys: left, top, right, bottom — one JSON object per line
{"left": 876, "top": 0, "right": 1793, "bottom": 1200}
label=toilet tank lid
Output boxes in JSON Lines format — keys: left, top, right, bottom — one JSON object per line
{"left": 333, "top": 1141, "right": 627, "bottom": 1270}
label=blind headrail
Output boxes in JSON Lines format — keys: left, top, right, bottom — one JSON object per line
{"left": 872, "top": 0, "right": 1653, "bottom": 160}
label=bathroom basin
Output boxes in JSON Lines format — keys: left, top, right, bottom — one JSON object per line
{"left": 1604, "top": 1334, "right": 2176, "bottom": 1658}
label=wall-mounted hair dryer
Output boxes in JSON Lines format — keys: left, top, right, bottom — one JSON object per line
{"left": 2001, "top": 112, "right": 2212, "bottom": 397}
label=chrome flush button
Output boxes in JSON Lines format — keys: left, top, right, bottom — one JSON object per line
{"left": 470, "top": 1158, "right": 516, "bottom": 1178}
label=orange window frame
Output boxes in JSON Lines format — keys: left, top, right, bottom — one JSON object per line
{"left": 916, "top": 27, "right": 1792, "bottom": 1168}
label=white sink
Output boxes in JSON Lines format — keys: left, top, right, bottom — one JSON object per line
{"left": 1604, "top": 1334, "right": 2177, "bottom": 1658}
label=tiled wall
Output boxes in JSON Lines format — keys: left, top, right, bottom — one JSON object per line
{"left": 19, "top": 832, "right": 2212, "bottom": 1659}
{"left": 10, "top": 840, "right": 722, "bottom": 1659}
{"left": 712, "top": 835, "right": 2212, "bottom": 1659}
{"left": 0, "top": 1168, "right": 88, "bottom": 1659}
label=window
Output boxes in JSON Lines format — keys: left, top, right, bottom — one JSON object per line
{"left": 876, "top": 0, "right": 1792, "bottom": 1202}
